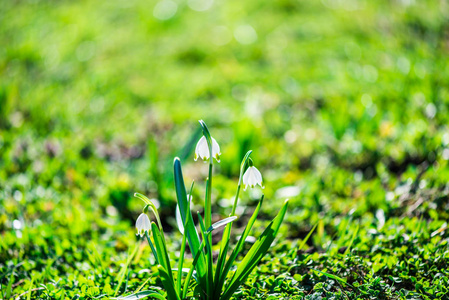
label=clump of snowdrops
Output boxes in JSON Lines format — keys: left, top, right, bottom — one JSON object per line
{"left": 128, "top": 121, "right": 288, "bottom": 300}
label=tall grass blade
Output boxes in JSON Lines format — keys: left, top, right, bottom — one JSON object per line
{"left": 116, "top": 290, "right": 166, "bottom": 300}
{"left": 221, "top": 200, "right": 289, "bottom": 300}
{"left": 215, "top": 196, "right": 264, "bottom": 296}
{"left": 114, "top": 244, "right": 139, "bottom": 296}
{"left": 151, "top": 223, "right": 173, "bottom": 282}
{"left": 206, "top": 216, "right": 237, "bottom": 234}
{"left": 298, "top": 222, "right": 318, "bottom": 253}
{"left": 158, "top": 266, "right": 180, "bottom": 300}
{"left": 173, "top": 158, "right": 207, "bottom": 290}
{"left": 198, "top": 213, "right": 214, "bottom": 299}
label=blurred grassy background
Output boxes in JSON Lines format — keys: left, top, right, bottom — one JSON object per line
{"left": 1, "top": 0, "right": 449, "bottom": 298}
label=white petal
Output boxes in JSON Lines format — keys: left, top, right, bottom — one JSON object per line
{"left": 176, "top": 204, "right": 184, "bottom": 235}
{"left": 248, "top": 168, "right": 258, "bottom": 187}
{"left": 242, "top": 166, "right": 263, "bottom": 189}
{"left": 195, "top": 136, "right": 210, "bottom": 161}
{"left": 252, "top": 167, "right": 263, "bottom": 186}
{"left": 136, "top": 213, "right": 150, "bottom": 237}
{"left": 243, "top": 167, "right": 251, "bottom": 187}
{"left": 143, "top": 214, "right": 151, "bottom": 231}
{"left": 211, "top": 137, "right": 221, "bottom": 162}
{"left": 195, "top": 136, "right": 221, "bottom": 162}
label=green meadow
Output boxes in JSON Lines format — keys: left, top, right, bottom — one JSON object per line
{"left": 1, "top": 0, "right": 449, "bottom": 299}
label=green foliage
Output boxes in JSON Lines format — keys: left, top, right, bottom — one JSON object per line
{"left": 1, "top": 0, "right": 449, "bottom": 298}
{"left": 128, "top": 121, "right": 288, "bottom": 299}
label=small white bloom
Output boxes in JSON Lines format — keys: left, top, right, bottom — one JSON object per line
{"left": 242, "top": 166, "right": 264, "bottom": 190}
{"left": 135, "top": 213, "right": 151, "bottom": 237}
{"left": 194, "top": 136, "right": 221, "bottom": 162}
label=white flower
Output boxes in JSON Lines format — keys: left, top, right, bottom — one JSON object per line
{"left": 242, "top": 166, "right": 264, "bottom": 190}
{"left": 194, "top": 136, "right": 221, "bottom": 162}
{"left": 135, "top": 213, "right": 151, "bottom": 237}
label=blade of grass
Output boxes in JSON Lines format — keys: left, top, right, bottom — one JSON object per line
{"left": 173, "top": 158, "right": 206, "bottom": 286}
{"left": 198, "top": 120, "right": 213, "bottom": 230}
{"left": 206, "top": 216, "right": 237, "bottom": 234}
{"left": 215, "top": 150, "right": 252, "bottom": 295}
{"left": 6, "top": 270, "right": 13, "bottom": 299}
{"left": 182, "top": 241, "right": 206, "bottom": 299}
{"left": 135, "top": 277, "right": 153, "bottom": 293}
{"left": 158, "top": 266, "right": 180, "bottom": 300}
{"left": 151, "top": 223, "right": 173, "bottom": 282}
{"left": 312, "top": 269, "right": 352, "bottom": 288}
{"left": 26, "top": 278, "right": 34, "bottom": 300}
{"left": 114, "top": 244, "right": 139, "bottom": 296}
{"left": 198, "top": 213, "right": 214, "bottom": 299}
{"left": 344, "top": 223, "right": 359, "bottom": 256}
{"left": 221, "top": 200, "right": 289, "bottom": 300}
{"left": 145, "top": 232, "right": 160, "bottom": 265}
{"left": 215, "top": 196, "right": 264, "bottom": 297}
{"left": 116, "top": 290, "right": 166, "bottom": 300}
{"left": 177, "top": 189, "right": 192, "bottom": 295}
{"left": 298, "top": 222, "right": 318, "bottom": 253}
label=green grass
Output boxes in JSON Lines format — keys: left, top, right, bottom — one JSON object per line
{"left": 1, "top": 0, "right": 449, "bottom": 299}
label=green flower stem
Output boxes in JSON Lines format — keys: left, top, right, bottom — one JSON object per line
{"left": 199, "top": 120, "right": 214, "bottom": 247}
{"left": 230, "top": 151, "right": 252, "bottom": 217}
{"left": 230, "top": 184, "right": 241, "bottom": 217}
{"left": 177, "top": 228, "right": 187, "bottom": 295}
{"left": 206, "top": 161, "right": 212, "bottom": 230}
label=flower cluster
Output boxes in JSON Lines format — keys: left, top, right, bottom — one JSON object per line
{"left": 135, "top": 130, "right": 264, "bottom": 237}
{"left": 130, "top": 121, "right": 288, "bottom": 300}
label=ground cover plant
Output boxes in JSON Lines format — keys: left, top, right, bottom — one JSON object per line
{"left": 1, "top": 0, "right": 449, "bottom": 299}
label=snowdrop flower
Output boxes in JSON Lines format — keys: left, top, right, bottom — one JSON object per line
{"left": 135, "top": 213, "right": 151, "bottom": 237}
{"left": 194, "top": 136, "right": 221, "bottom": 162}
{"left": 243, "top": 166, "right": 264, "bottom": 190}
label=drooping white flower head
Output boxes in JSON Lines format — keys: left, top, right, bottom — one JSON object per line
{"left": 242, "top": 166, "right": 264, "bottom": 191}
{"left": 194, "top": 136, "right": 221, "bottom": 162}
{"left": 135, "top": 213, "right": 151, "bottom": 237}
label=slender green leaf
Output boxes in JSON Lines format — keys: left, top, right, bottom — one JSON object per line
{"left": 206, "top": 216, "right": 237, "bottom": 234}
{"left": 158, "top": 266, "right": 180, "bottom": 300}
{"left": 298, "top": 222, "right": 318, "bottom": 253}
{"left": 177, "top": 190, "right": 192, "bottom": 295}
{"left": 145, "top": 231, "right": 160, "bottom": 265}
{"left": 116, "top": 290, "right": 166, "bottom": 300}
{"left": 216, "top": 196, "right": 264, "bottom": 296}
{"left": 173, "top": 158, "right": 207, "bottom": 291}
{"left": 135, "top": 277, "right": 153, "bottom": 293}
{"left": 182, "top": 241, "right": 206, "bottom": 299}
{"left": 221, "top": 200, "right": 289, "bottom": 300}
{"left": 198, "top": 120, "right": 213, "bottom": 227}
{"left": 344, "top": 223, "right": 359, "bottom": 255}
{"left": 26, "top": 278, "right": 34, "bottom": 300}
{"left": 151, "top": 223, "right": 173, "bottom": 282}
{"left": 173, "top": 158, "right": 203, "bottom": 262}
{"left": 198, "top": 214, "right": 213, "bottom": 299}
{"left": 215, "top": 150, "right": 253, "bottom": 296}
{"left": 115, "top": 244, "right": 139, "bottom": 296}
{"left": 6, "top": 270, "right": 13, "bottom": 299}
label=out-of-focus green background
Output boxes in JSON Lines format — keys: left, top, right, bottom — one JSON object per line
{"left": 1, "top": 0, "right": 449, "bottom": 299}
